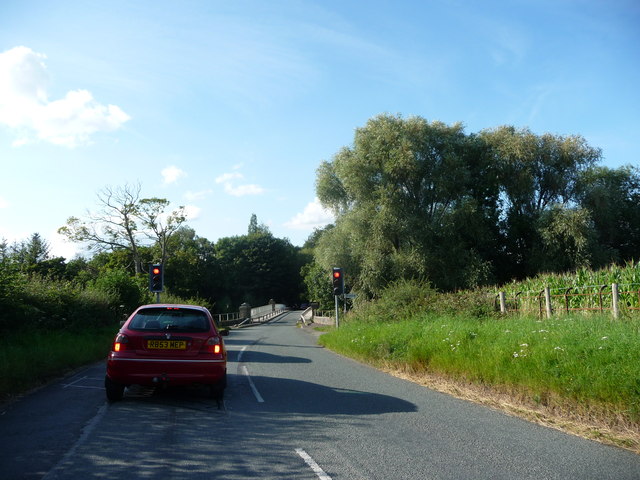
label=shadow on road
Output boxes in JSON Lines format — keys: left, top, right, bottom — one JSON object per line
{"left": 235, "top": 350, "right": 313, "bottom": 364}
{"left": 237, "top": 374, "right": 417, "bottom": 416}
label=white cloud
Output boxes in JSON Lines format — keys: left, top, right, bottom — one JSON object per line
{"left": 216, "top": 171, "right": 265, "bottom": 197}
{"left": 285, "top": 198, "right": 334, "bottom": 231}
{"left": 223, "top": 183, "right": 266, "bottom": 197}
{"left": 161, "top": 165, "right": 187, "bottom": 184}
{"left": 215, "top": 172, "right": 243, "bottom": 184}
{"left": 0, "top": 46, "right": 130, "bottom": 148}
{"left": 184, "top": 189, "right": 212, "bottom": 201}
{"left": 183, "top": 205, "right": 201, "bottom": 220}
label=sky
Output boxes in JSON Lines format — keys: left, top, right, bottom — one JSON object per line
{"left": 1, "top": 0, "right": 638, "bottom": 259}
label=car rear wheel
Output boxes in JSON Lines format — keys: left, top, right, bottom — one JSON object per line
{"left": 105, "top": 375, "right": 125, "bottom": 402}
{"left": 209, "top": 372, "right": 227, "bottom": 401}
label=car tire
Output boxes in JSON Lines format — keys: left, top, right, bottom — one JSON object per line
{"left": 105, "top": 375, "right": 125, "bottom": 402}
{"left": 209, "top": 373, "right": 227, "bottom": 401}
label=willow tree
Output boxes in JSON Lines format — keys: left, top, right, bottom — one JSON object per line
{"left": 315, "top": 114, "right": 499, "bottom": 294}
{"left": 480, "top": 126, "right": 601, "bottom": 278}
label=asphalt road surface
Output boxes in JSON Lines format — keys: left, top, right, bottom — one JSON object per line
{"left": 1, "top": 311, "right": 639, "bottom": 479}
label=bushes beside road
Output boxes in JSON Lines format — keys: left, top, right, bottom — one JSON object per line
{"left": 0, "top": 264, "right": 208, "bottom": 403}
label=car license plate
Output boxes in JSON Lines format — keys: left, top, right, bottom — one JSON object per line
{"left": 147, "top": 340, "right": 187, "bottom": 350}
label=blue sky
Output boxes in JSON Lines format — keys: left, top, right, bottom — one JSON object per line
{"left": 1, "top": 0, "right": 638, "bottom": 259}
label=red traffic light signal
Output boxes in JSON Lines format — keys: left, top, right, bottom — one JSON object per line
{"left": 149, "top": 264, "right": 164, "bottom": 293}
{"left": 332, "top": 267, "right": 344, "bottom": 296}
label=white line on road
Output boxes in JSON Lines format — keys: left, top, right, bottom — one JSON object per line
{"left": 295, "top": 448, "right": 332, "bottom": 480}
{"left": 237, "top": 345, "right": 248, "bottom": 362}
{"left": 62, "top": 376, "right": 87, "bottom": 388}
{"left": 241, "top": 365, "right": 264, "bottom": 403}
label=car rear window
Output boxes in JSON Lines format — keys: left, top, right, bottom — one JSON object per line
{"left": 129, "top": 308, "right": 210, "bottom": 332}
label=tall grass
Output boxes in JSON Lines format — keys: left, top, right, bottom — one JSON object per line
{"left": 320, "top": 312, "right": 640, "bottom": 421}
{"left": 0, "top": 326, "right": 118, "bottom": 401}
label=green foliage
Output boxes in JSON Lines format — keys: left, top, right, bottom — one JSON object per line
{"left": 351, "top": 279, "right": 436, "bottom": 322}
{"left": 314, "top": 114, "right": 640, "bottom": 298}
{"left": 535, "top": 205, "right": 597, "bottom": 271}
{"left": 0, "top": 326, "right": 116, "bottom": 401}
{"left": 576, "top": 165, "right": 640, "bottom": 265}
{"left": 501, "top": 260, "right": 640, "bottom": 315}
{"left": 215, "top": 229, "right": 305, "bottom": 308}
{"left": 92, "top": 268, "right": 149, "bottom": 312}
{"left": 316, "top": 114, "right": 496, "bottom": 294}
{"left": 301, "top": 261, "right": 334, "bottom": 310}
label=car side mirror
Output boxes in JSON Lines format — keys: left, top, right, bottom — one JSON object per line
{"left": 219, "top": 328, "right": 230, "bottom": 336}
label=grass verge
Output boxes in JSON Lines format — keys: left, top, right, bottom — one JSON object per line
{"left": 0, "top": 325, "right": 117, "bottom": 404}
{"left": 318, "top": 312, "right": 640, "bottom": 452}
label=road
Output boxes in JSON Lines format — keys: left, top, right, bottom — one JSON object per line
{"left": 1, "top": 311, "right": 639, "bottom": 479}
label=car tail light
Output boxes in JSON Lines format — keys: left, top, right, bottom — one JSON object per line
{"left": 114, "top": 333, "right": 128, "bottom": 352}
{"left": 203, "top": 337, "right": 223, "bottom": 356}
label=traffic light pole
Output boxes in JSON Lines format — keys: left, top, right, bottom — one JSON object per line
{"left": 334, "top": 294, "right": 340, "bottom": 328}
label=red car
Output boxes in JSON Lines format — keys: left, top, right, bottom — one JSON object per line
{"left": 105, "top": 304, "right": 228, "bottom": 402}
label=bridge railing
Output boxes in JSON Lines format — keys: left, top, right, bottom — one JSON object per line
{"left": 214, "top": 303, "right": 288, "bottom": 328}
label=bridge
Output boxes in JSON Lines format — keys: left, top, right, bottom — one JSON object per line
{"left": 214, "top": 301, "right": 288, "bottom": 328}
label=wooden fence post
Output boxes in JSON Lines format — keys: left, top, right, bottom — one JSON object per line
{"left": 544, "top": 287, "right": 552, "bottom": 318}
{"left": 499, "top": 292, "right": 507, "bottom": 314}
{"left": 612, "top": 283, "right": 620, "bottom": 319}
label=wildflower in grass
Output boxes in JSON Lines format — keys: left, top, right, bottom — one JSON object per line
{"left": 554, "top": 346, "right": 564, "bottom": 352}
{"left": 520, "top": 343, "right": 528, "bottom": 347}
{"left": 601, "top": 336, "right": 608, "bottom": 340}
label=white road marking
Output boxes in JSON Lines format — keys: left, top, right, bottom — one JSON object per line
{"left": 295, "top": 448, "right": 332, "bottom": 480}
{"left": 237, "top": 345, "right": 248, "bottom": 362}
{"left": 61, "top": 385, "right": 104, "bottom": 390}
{"left": 241, "top": 365, "right": 264, "bottom": 403}
{"left": 62, "top": 376, "right": 87, "bottom": 388}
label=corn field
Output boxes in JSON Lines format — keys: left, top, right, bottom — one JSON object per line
{"left": 499, "top": 260, "right": 640, "bottom": 317}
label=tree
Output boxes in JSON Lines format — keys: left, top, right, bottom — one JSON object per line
{"left": 10, "top": 233, "right": 50, "bottom": 268}
{"left": 59, "top": 183, "right": 145, "bottom": 273}
{"left": 301, "top": 260, "right": 335, "bottom": 309}
{"left": 58, "top": 183, "right": 187, "bottom": 274}
{"left": 162, "top": 227, "right": 221, "bottom": 303}
{"left": 247, "top": 213, "right": 270, "bottom": 235}
{"left": 138, "top": 198, "right": 187, "bottom": 265}
{"left": 576, "top": 165, "right": 640, "bottom": 265}
{"left": 215, "top": 231, "right": 304, "bottom": 308}
{"left": 316, "top": 113, "right": 498, "bottom": 294}
{"left": 480, "top": 126, "right": 601, "bottom": 278}
{"left": 315, "top": 114, "right": 606, "bottom": 294}
{"left": 536, "top": 205, "right": 596, "bottom": 272}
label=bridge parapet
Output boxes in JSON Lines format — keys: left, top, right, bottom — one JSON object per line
{"left": 214, "top": 302, "right": 288, "bottom": 328}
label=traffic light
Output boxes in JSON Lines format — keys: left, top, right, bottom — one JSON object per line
{"left": 149, "top": 264, "right": 164, "bottom": 293}
{"left": 332, "top": 267, "right": 344, "bottom": 296}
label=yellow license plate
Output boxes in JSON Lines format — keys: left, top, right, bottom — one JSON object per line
{"left": 147, "top": 340, "right": 187, "bottom": 350}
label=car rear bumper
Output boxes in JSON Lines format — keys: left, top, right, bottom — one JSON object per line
{"left": 107, "top": 355, "right": 226, "bottom": 386}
